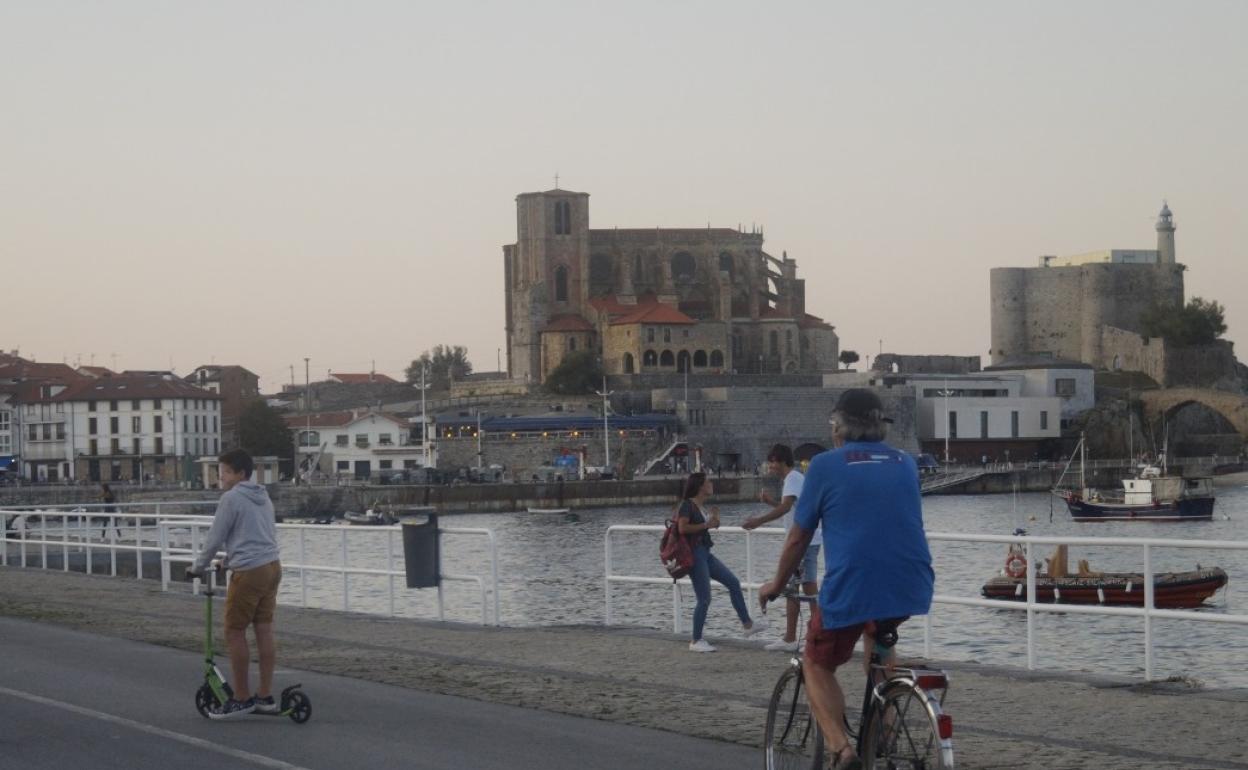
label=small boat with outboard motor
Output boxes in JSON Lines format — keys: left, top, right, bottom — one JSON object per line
{"left": 982, "top": 538, "right": 1227, "bottom": 609}
{"left": 343, "top": 509, "right": 398, "bottom": 526}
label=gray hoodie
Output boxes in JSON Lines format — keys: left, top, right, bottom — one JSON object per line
{"left": 192, "top": 481, "right": 281, "bottom": 573}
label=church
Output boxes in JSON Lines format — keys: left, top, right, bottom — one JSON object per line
{"left": 503, "top": 188, "right": 839, "bottom": 383}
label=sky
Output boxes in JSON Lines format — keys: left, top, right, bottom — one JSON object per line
{"left": 3, "top": 1, "right": 1246, "bottom": 391}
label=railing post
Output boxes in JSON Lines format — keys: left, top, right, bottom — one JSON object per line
{"left": 84, "top": 515, "right": 92, "bottom": 575}
{"left": 135, "top": 516, "right": 143, "bottom": 580}
{"left": 1025, "top": 539, "right": 1036, "bottom": 670}
{"left": 299, "top": 528, "right": 307, "bottom": 608}
{"left": 110, "top": 517, "right": 118, "bottom": 577}
{"left": 159, "top": 523, "right": 169, "bottom": 590}
{"left": 341, "top": 529, "right": 349, "bottom": 613}
{"left": 43, "top": 515, "right": 52, "bottom": 571}
{"left": 387, "top": 529, "right": 395, "bottom": 617}
{"left": 604, "top": 528, "right": 613, "bottom": 626}
{"left": 1143, "top": 543, "right": 1155, "bottom": 681}
{"left": 20, "top": 517, "right": 27, "bottom": 567}
{"left": 488, "top": 530, "right": 499, "bottom": 626}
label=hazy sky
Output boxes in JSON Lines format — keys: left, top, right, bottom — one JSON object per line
{"left": 4, "top": 1, "right": 1245, "bottom": 391}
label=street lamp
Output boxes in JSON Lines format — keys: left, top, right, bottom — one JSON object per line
{"left": 937, "top": 380, "right": 954, "bottom": 465}
{"left": 593, "top": 375, "right": 613, "bottom": 474}
{"left": 475, "top": 409, "right": 486, "bottom": 473}
{"left": 414, "top": 364, "right": 430, "bottom": 469}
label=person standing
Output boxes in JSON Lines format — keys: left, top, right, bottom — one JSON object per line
{"left": 759, "top": 390, "right": 934, "bottom": 769}
{"left": 187, "top": 449, "right": 283, "bottom": 719}
{"left": 677, "top": 472, "right": 762, "bottom": 652}
{"left": 743, "top": 444, "right": 820, "bottom": 652}
{"left": 99, "top": 483, "right": 121, "bottom": 539}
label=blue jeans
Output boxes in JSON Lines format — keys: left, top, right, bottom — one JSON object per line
{"left": 690, "top": 545, "right": 752, "bottom": 641}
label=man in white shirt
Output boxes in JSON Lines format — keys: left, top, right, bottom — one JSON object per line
{"left": 743, "top": 444, "right": 820, "bottom": 651}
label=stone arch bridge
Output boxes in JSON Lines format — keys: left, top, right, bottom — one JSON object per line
{"left": 1138, "top": 388, "right": 1248, "bottom": 439}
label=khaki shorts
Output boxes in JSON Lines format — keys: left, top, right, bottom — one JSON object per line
{"left": 225, "top": 561, "right": 282, "bottom": 630}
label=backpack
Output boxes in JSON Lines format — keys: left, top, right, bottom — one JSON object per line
{"left": 659, "top": 515, "right": 695, "bottom": 580}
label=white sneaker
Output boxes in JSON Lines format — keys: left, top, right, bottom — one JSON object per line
{"left": 689, "top": 639, "right": 717, "bottom": 653}
{"left": 742, "top": 618, "right": 767, "bottom": 638}
{"left": 765, "top": 639, "right": 800, "bottom": 652}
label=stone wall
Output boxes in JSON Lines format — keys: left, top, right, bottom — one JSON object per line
{"left": 1100, "top": 327, "right": 1242, "bottom": 390}
{"left": 872, "top": 354, "right": 981, "bottom": 374}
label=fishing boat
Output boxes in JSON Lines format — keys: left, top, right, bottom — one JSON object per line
{"left": 526, "top": 507, "right": 571, "bottom": 514}
{"left": 982, "top": 543, "right": 1228, "bottom": 609}
{"left": 343, "top": 509, "right": 398, "bottom": 526}
{"left": 1052, "top": 436, "right": 1216, "bottom": 522}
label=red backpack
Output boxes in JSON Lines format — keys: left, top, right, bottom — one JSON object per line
{"left": 659, "top": 515, "right": 695, "bottom": 580}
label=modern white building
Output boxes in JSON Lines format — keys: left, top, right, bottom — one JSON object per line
{"left": 906, "top": 373, "right": 1063, "bottom": 463}
{"left": 287, "top": 410, "right": 435, "bottom": 481}
{"left": 982, "top": 360, "right": 1095, "bottom": 422}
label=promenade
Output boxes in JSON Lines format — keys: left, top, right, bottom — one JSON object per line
{"left": 3, "top": 567, "right": 1247, "bottom": 769}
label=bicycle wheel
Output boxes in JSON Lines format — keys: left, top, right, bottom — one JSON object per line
{"left": 861, "top": 681, "right": 953, "bottom": 770}
{"left": 764, "top": 666, "right": 824, "bottom": 770}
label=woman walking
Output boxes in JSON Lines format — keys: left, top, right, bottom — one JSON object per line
{"left": 677, "top": 472, "right": 761, "bottom": 652}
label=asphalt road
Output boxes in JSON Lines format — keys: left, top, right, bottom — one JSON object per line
{"left": 0, "top": 617, "right": 756, "bottom": 769}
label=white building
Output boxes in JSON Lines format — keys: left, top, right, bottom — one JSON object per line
{"left": 16, "top": 374, "right": 224, "bottom": 483}
{"left": 0, "top": 386, "right": 18, "bottom": 479}
{"left": 906, "top": 373, "right": 1062, "bottom": 463}
{"left": 287, "top": 410, "right": 434, "bottom": 481}
{"left": 982, "top": 359, "right": 1095, "bottom": 422}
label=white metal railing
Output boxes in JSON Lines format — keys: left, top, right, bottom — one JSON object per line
{"left": 603, "top": 525, "right": 1247, "bottom": 682}
{"left": 159, "top": 520, "right": 500, "bottom": 626}
{"left": 605, "top": 524, "right": 783, "bottom": 634}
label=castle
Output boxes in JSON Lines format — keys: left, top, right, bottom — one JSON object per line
{"left": 990, "top": 203, "right": 1185, "bottom": 368}
{"left": 503, "top": 188, "right": 839, "bottom": 383}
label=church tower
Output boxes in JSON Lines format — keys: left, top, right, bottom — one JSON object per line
{"left": 505, "top": 188, "right": 590, "bottom": 382}
{"left": 1156, "top": 201, "right": 1176, "bottom": 264}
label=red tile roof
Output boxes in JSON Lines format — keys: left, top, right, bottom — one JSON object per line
{"left": 328, "top": 373, "right": 400, "bottom": 385}
{"left": 542, "top": 314, "right": 595, "bottom": 333}
{"left": 590, "top": 294, "right": 696, "bottom": 326}
{"left": 0, "top": 361, "right": 84, "bottom": 383}
{"left": 48, "top": 375, "right": 222, "bottom": 403}
{"left": 798, "top": 313, "right": 833, "bottom": 330}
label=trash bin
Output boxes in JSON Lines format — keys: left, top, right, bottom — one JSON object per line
{"left": 401, "top": 514, "right": 441, "bottom": 588}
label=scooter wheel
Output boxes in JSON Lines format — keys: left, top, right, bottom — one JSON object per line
{"left": 286, "top": 690, "right": 312, "bottom": 724}
{"left": 195, "top": 684, "right": 216, "bottom": 719}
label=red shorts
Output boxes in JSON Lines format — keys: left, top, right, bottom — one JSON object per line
{"left": 803, "top": 605, "right": 865, "bottom": 672}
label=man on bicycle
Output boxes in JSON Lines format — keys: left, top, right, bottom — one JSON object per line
{"left": 759, "top": 389, "right": 934, "bottom": 770}
{"left": 187, "top": 449, "right": 283, "bottom": 719}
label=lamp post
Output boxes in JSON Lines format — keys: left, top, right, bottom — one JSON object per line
{"left": 303, "top": 358, "right": 311, "bottom": 482}
{"left": 415, "top": 364, "right": 430, "bottom": 468}
{"left": 475, "top": 409, "right": 486, "bottom": 473}
{"left": 937, "top": 380, "right": 954, "bottom": 465}
{"left": 593, "top": 375, "right": 613, "bottom": 473}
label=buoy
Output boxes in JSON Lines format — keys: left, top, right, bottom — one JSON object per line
{"left": 1005, "top": 553, "right": 1027, "bottom": 579}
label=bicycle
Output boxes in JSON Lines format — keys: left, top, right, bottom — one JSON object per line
{"left": 763, "top": 590, "right": 954, "bottom": 770}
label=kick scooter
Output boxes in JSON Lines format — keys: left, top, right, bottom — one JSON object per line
{"left": 192, "top": 565, "right": 311, "bottom": 723}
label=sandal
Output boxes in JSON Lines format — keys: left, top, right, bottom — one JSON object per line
{"left": 829, "top": 744, "right": 863, "bottom": 770}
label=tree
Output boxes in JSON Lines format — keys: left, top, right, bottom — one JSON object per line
{"left": 544, "top": 351, "right": 603, "bottom": 395}
{"left": 405, "top": 345, "right": 472, "bottom": 390}
{"left": 1140, "top": 297, "right": 1227, "bottom": 346}
{"left": 838, "top": 350, "right": 860, "bottom": 369}
{"left": 238, "top": 399, "right": 294, "bottom": 459}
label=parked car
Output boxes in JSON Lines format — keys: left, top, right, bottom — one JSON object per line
{"left": 915, "top": 453, "right": 940, "bottom": 475}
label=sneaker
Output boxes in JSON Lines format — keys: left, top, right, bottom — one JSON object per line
{"left": 765, "top": 639, "right": 800, "bottom": 652}
{"left": 209, "top": 697, "right": 255, "bottom": 720}
{"left": 689, "top": 639, "right": 717, "bottom": 653}
{"left": 252, "top": 695, "right": 280, "bottom": 715}
{"left": 742, "top": 618, "right": 767, "bottom": 638}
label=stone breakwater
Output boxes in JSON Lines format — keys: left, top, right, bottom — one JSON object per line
{"left": 2, "top": 568, "right": 1247, "bottom": 770}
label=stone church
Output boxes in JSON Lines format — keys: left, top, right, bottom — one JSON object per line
{"left": 503, "top": 188, "right": 838, "bottom": 383}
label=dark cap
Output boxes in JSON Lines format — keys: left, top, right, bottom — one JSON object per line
{"left": 833, "top": 388, "right": 893, "bottom": 423}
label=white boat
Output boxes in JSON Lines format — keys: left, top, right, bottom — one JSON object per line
{"left": 526, "top": 507, "right": 571, "bottom": 514}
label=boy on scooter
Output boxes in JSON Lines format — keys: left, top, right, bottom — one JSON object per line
{"left": 187, "top": 449, "right": 282, "bottom": 719}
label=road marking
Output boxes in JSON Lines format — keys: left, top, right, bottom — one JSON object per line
{"left": 0, "top": 684, "right": 313, "bottom": 770}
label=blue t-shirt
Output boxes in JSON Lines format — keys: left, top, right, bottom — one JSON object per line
{"left": 793, "top": 442, "right": 934, "bottom": 630}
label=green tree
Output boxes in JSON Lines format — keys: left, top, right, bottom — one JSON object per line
{"left": 838, "top": 350, "right": 860, "bottom": 369}
{"left": 405, "top": 345, "right": 472, "bottom": 389}
{"left": 1140, "top": 297, "right": 1227, "bottom": 346}
{"left": 237, "top": 399, "right": 294, "bottom": 459}
{"left": 544, "top": 351, "right": 604, "bottom": 395}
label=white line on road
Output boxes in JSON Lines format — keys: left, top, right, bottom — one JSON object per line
{"left": 0, "top": 684, "right": 314, "bottom": 770}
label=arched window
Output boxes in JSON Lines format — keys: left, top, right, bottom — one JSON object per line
{"left": 671, "top": 251, "right": 696, "bottom": 282}
{"left": 554, "top": 200, "right": 571, "bottom": 235}
{"left": 660, "top": 350, "right": 675, "bottom": 367}
{"left": 676, "top": 351, "right": 691, "bottom": 373}
{"left": 554, "top": 264, "right": 568, "bottom": 302}
{"left": 710, "top": 350, "right": 724, "bottom": 368}
{"left": 718, "top": 252, "right": 734, "bottom": 278}
{"left": 693, "top": 350, "right": 708, "bottom": 368}
{"left": 643, "top": 350, "right": 658, "bottom": 367}
{"left": 623, "top": 353, "right": 635, "bottom": 373}
{"left": 589, "top": 253, "right": 613, "bottom": 295}
{"left": 769, "top": 331, "right": 779, "bottom": 355}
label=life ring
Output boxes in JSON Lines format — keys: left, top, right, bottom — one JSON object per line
{"left": 1005, "top": 553, "right": 1027, "bottom": 578}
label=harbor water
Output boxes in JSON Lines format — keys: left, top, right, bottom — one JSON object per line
{"left": 278, "top": 483, "right": 1248, "bottom": 688}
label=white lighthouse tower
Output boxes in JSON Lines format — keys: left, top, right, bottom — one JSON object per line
{"left": 1156, "top": 201, "right": 1176, "bottom": 264}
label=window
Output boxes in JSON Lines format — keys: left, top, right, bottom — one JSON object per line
{"left": 554, "top": 200, "right": 571, "bottom": 235}
{"left": 660, "top": 350, "right": 675, "bottom": 367}
{"left": 155, "top": 437, "right": 163, "bottom": 454}
{"left": 683, "top": 329, "right": 690, "bottom": 338}
{"left": 710, "top": 350, "right": 724, "bottom": 368}
{"left": 28, "top": 425, "right": 37, "bottom": 441}
{"left": 336, "top": 434, "right": 348, "bottom": 447}
{"left": 297, "top": 430, "right": 320, "bottom": 447}
{"left": 567, "top": 336, "right": 577, "bottom": 352}
{"left": 89, "top": 417, "right": 98, "bottom": 435}
{"left": 214, "top": 438, "right": 219, "bottom": 454}
{"left": 355, "top": 434, "right": 369, "bottom": 447}
{"left": 623, "top": 353, "right": 635, "bottom": 373}
{"left": 663, "top": 328, "right": 671, "bottom": 343}
{"left": 88, "top": 401, "right": 97, "bottom": 412}
{"left": 948, "top": 411, "right": 958, "bottom": 440}
{"left": 131, "top": 399, "right": 140, "bottom": 410}
{"left": 212, "top": 416, "right": 218, "bottom": 432}
{"left": 89, "top": 439, "right": 98, "bottom": 455}
{"left": 0, "top": 410, "right": 8, "bottom": 431}
{"left": 154, "top": 399, "right": 162, "bottom": 409}
{"left": 1040, "top": 411, "right": 1049, "bottom": 430}
{"left": 1055, "top": 378, "right": 1077, "bottom": 397}
{"left": 643, "top": 350, "right": 658, "bottom": 367}
{"left": 0, "top": 435, "right": 7, "bottom": 454}
{"left": 980, "top": 411, "right": 989, "bottom": 439}
{"left": 109, "top": 400, "right": 118, "bottom": 411}
{"left": 337, "top": 461, "right": 350, "bottom": 471}
{"left": 646, "top": 327, "right": 655, "bottom": 343}
{"left": 1011, "top": 411, "right": 1020, "bottom": 438}
{"left": 671, "top": 252, "right": 696, "bottom": 282}
{"left": 693, "top": 350, "right": 708, "bottom": 368}
{"left": 132, "top": 438, "right": 141, "bottom": 455}
{"left": 379, "top": 433, "right": 393, "bottom": 446}
{"left": 132, "top": 416, "right": 141, "bottom": 433}
{"left": 42, "top": 424, "right": 51, "bottom": 440}
{"left": 554, "top": 264, "right": 568, "bottom": 302}
{"left": 194, "top": 416, "right": 200, "bottom": 432}
{"left": 380, "top": 460, "right": 393, "bottom": 470}
{"left": 111, "top": 438, "right": 120, "bottom": 454}
{"left": 183, "top": 415, "right": 189, "bottom": 433}
{"left": 154, "top": 415, "right": 163, "bottom": 432}
{"left": 56, "top": 424, "right": 64, "bottom": 440}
